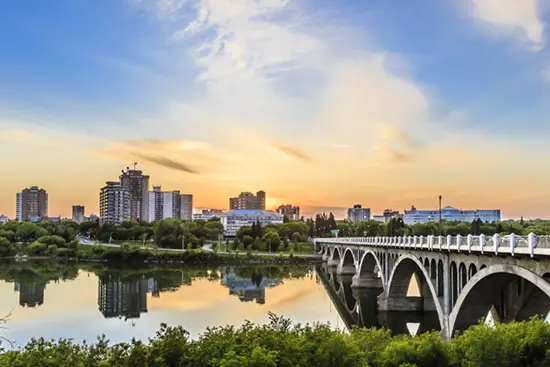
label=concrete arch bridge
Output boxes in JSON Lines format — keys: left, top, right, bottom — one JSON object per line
{"left": 314, "top": 234, "right": 550, "bottom": 339}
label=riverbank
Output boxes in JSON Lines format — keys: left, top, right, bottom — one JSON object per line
{"left": 2, "top": 316, "right": 550, "bottom": 366}
{"left": 1, "top": 244, "right": 321, "bottom": 265}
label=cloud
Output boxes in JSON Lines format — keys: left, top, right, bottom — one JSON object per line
{"left": 132, "top": 152, "right": 199, "bottom": 174}
{"left": 466, "top": 0, "right": 546, "bottom": 51}
{"left": 270, "top": 142, "right": 312, "bottom": 162}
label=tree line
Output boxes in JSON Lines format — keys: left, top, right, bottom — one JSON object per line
{"left": 2, "top": 316, "right": 550, "bottom": 366}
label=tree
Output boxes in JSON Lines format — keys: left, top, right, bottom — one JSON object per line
{"left": 261, "top": 230, "right": 281, "bottom": 252}
{"left": 242, "top": 235, "right": 254, "bottom": 249}
{"left": 16, "top": 223, "right": 39, "bottom": 242}
{"left": 37, "top": 235, "right": 66, "bottom": 247}
{"left": 0, "top": 237, "right": 12, "bottom": 256}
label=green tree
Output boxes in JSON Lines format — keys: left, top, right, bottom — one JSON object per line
{"left": 0, "top": 237, "right": 13, "bottom": 256}
{"left": 261, "top": 230, "right": 281, "bottom": 252}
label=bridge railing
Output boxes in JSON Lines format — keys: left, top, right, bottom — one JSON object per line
{"left": 314, "top": 233, "right": 550, "bottom": 258}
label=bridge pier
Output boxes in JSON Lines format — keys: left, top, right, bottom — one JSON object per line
{"left": 378, "top": 295, "right": 424, "bottom": 312}
{"left": 327, "top": 258, "right": 340, "bottom": 267}
{"left": 336, "top": 263, "right": 356, "bottom": 275}
{"left": 351, "top": 273, "right": 383, "bottom": 288}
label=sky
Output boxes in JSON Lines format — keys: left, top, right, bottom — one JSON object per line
{"left": 1, "top": 0, "right": 550, "bottom": 219}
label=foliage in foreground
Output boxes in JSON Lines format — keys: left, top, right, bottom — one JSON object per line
{"left": 2, "top": 316, "right": 550, "bottom": 367}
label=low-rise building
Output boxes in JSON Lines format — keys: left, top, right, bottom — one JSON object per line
{"left": 373, "top": 209, "right": 402, "bottom": 223}
{"left": 221, "top": 209, "right": 284, "bottom": 237}
{"left": 403, "top": 205, "right": 501, "bottom": 224}
{"left": 0, "top": 215, "right": 9, "bottom": 224}
{"left": 192, "top": 209, "right": 223, "bottom": 221}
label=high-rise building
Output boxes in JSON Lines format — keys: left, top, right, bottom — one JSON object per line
{"left": 276, "top": 204, "right": 300, "bottom": 220}
{"left": 120, "top": 167, "right": 149, "bottom": 222}
{"left": 180, "top": 194, "right": 193, "bottom": 220}
{"left": 99, "top": 181, "right": 131, "bottom": 225}
{"left": 16, "top": 193, "right": 22, "bottom": 221}
{"left": 16, "top": 186, "right": 48, "bottom": 222}
{"left": 229, "top": 191, "right": 266, "bottom": 210}
{"left": 72, "top": 205, "right": 85, "bottom": 223}
{"left": 148, "top": 186, "right": 181, "bottom": 222}
{"left": 347, "top": 204, "right": 371, "bottom": 223}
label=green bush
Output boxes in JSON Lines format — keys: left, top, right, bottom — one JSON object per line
{"left": 47, "top": 245, "right": 57, "bottom": 256}
{"left": 3, "top": 317, "right": 550, "bottom": 366}
{"left": 37, "top": 235, "right": 66, "bottom": 247}
{"left": 27, "top": 241, "right": 47, "bottom": 255}
{"left": 0, "top": 236, "right": 13, "bottom": 256}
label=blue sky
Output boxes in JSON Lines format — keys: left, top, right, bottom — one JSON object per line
{"left": 1, "top": 0, "right": 550, "bottom": 218}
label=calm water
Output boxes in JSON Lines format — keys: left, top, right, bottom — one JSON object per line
{"left": 0, "top": 261, "right": 435, "bottom": 348}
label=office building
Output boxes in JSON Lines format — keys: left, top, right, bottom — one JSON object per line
{"left": 180, "top": 194, "right": 193, "bottom": 220}
{"left": 347, "top": 205, "right": 371, "bottom": 223}
{"left": 276, "top": 204, "right": 301, "bottom": 220}
{"left": 72, "top": 205, "right": 85, "bottom": 223}
{"left": 229, "top": 191, "right": 266, "bottom": 210}
{"left": 120, "top": 167, "right": 149, "bottom": 222}
{"left": 99, "top": 181, "right": 131, "bottom": 225}
{"left": 221, "top": 209, "right": 283, "bottom": 237}
{"left": 148, "top": 186, "right": 181, "bottom": 222}
{"left": 403, "top": 205, "right": 501, "bottom": 225}
{"left": 16, "top": 186, "right": 48, "bottom": 222}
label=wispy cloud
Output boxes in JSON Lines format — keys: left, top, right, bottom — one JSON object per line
{"left": 133, "top": 152, "right": 199, "bottom": 174}
{"left": 465, "top": 0, "right": 546, "bottom": 51}
{"left": 271, "top": 142, "right": 312, "bottom": 162}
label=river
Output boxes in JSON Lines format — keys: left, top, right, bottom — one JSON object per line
{"left": 0, "top": 261, "right": 434, "bottom": 348}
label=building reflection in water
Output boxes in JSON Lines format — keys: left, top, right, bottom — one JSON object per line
{"left": 14, "top": 281, "right": 46, "bottom": 308}
{"left": 98, "top": 275, "right": 159, "bottom": 321}
{"left": 221, "top": 272, "right": 282, "bottom": 304}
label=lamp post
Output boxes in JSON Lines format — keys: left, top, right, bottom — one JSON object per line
{"left": 438, "top": 195, "right": 442, "bottom": 236}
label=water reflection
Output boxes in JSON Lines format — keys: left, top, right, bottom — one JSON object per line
{"left": 0, "top": 260, "right": 440, "bottom": 347}
{"left": 316, "top": 264, "right": 441, "bottom": 336}
{"left": 221, "top": 271, "right": 282, "bottom": 304}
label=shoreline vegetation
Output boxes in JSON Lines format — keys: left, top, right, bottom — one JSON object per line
{"left": 2, "top": 315, "right": 550, "bottom": 366}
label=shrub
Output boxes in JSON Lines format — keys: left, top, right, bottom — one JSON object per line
{"left": 27, "top": 241, "right": 47, "bottom": 255}
{"left": 37, "top": 235, "right": 66, "bottom": 248}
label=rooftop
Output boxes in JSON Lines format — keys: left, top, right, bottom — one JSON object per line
{"left": 224, "top": 209, "right": 283, "bottom": 217}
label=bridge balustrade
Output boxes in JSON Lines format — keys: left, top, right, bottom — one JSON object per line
{"left": 315, "top": 233, "right": 550, "bottom": 258}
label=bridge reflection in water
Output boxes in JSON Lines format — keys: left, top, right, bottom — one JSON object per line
{"left": 316, "top": 264, "right": 441, "bottom": 336}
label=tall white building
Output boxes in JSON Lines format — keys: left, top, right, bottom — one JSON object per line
{"left": 148, "top": 186, "right": 181, "bottom": 222}
{"left": 180, "top": 194, "right": 193, "bottom": 221}
{"left": 221, "top": 209, "right": 284, "bottom": 237}
{"left": 403, "top": 205, "right": 501, "bottom": 225}
{"left": 99, "top": 181, "right": 131, "bottom": 225}
{"left": 347, "top": 205, "right": 371, "bottom": 222}
{"left": 16, "top": 193, "right": 22, "bottom": 221}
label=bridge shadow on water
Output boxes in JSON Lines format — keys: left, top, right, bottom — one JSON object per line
{"left": 316, "top": 264, "right": 441, "bottom": 336}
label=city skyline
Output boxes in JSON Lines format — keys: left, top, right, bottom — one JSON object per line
{"left": 1, "top": 1, "right": 550, "bottom": 219}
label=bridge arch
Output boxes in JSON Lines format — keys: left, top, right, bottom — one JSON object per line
{"left": 328, "top": 246, "right": 342, "bottom": 266}
{"left": 354, "top": 250, "right": 385, "bottom": 288}
{"left": 384, "top": 254, "right": 445, "bottom": 333}
{"left": 450, "top": 264, "right": 550, "bottom": 336}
